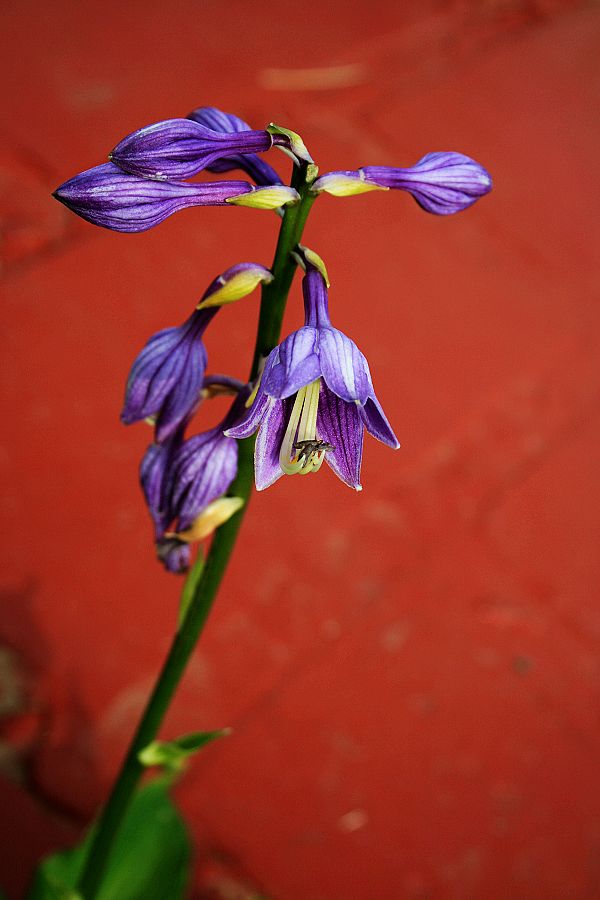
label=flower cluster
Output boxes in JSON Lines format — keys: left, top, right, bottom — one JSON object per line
{"left": 54, "top": 104, "right": 491, "bottom": 572}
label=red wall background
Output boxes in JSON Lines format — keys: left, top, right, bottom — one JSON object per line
{"left": 1, "top": 1, "right": 600, "bottom": 897}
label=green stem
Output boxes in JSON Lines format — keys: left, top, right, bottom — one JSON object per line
{"left": 76, "top": 168, "right": 316, "bottom": 899}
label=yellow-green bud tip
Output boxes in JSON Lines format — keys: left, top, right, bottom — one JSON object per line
{"left": 227, "top": 186, "right": 300, "bottom": 210}
{"left": 197, "top": 265, "right": 273, "bottom": 309}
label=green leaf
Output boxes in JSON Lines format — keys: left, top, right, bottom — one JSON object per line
{"left": 26, "top": 780, "right": 191, "bottom": 900}
{"left": 139, "top": 728, "right": 231, "bottom": 773}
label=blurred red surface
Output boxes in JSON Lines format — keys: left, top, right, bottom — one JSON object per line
{"left": 1, "top": 1, "right": 600, "bottom": 898}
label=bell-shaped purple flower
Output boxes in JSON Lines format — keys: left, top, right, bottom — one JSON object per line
{"left": 225, "top": 247, "right": 399, "bottom": 491}
{"left": 121, "top": 308, "right": 215, "bottom": 443}
{"left": 110, "top": 117, "right": 312, "bottom": 181}
{"left": 187, "top": 106, "right": 283, "bottom": 186}
{"left": 53, "top": 163, "right": 299, "bottom": 233}
{"left": 312, "top": 152, "right": 492, "bottom": 215}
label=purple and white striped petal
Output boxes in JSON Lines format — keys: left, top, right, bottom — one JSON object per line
{"left": 110, "top": 118, "right": 275, "bottom": 181}
{"left": 188, "top": 106, "right": 283, "bottom": 187}
{"left": 168, "top": 427, "right": 238, "bottom": 532}
{"left": 53, "top": 164, "right": 267, "bottom": 232}
{"left": 359, "top": 396, "right": 400, "bottom": 449}
{"left": 140, "top": 438, "right": 178, "bottom": 538}
{"left": 361, "top": 152, "right": 492, "bottom": 215}
{"left": 262, "top": 327, "right": 321, "bottom": 399}
{"left": 254, "top": 398, "right": 288, "bottom": 491}
{"left": 316, "top": 385, "right": 364, "bottom": 491}
{"left": 121, "top": 309, "right": 214, "bottom": 442}
{"left": 318, "top": 328, "right": 371, "bottom": 405}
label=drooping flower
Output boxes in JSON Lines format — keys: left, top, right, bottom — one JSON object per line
{"left": 122, "top": 263, "right": 272, "bottom": 441}
{"left": 187, "top": 106, "right": 283, "bottom": 186}
{"left": 312, "top": 152, "right": 492, "bottom": 215}
{"left": 53, "top": 163, "right": 299, "bottom": 232}
{"left": 225, "top": 247, "right": 399, "bottom": 491}
{"left": 110, "top": 118, "right": 312, "bottom": 181}
{"left": 140, "top": 389, "right": 246, "bottom": 573}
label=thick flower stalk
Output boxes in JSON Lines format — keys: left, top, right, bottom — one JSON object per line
{"left": 226, "top": 246, "right": 399, "bottom": 491}
{"left": 312, "top": 151, "right": 492, "bottom": 214}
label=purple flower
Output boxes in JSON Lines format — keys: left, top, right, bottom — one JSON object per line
{"left": 122, "top": 261, "right": 271, "bottom": 442}
{"left": 312, "top": 152, "right": 492, "bottom": 215}
{"left": 140, "top": 429, "right": 185, "bottom": 540}
{"left": 140, "top": 393, "right": 246, "bottom": 573}
{"left": 110, "top": 117, "right": 312, "bottom": 181}
{"left": 187, "top": 106, "right": 283, "bottom": 186}
{"left": 53, "top": 163, "right": 299, "bottom": 232}
{"left": 121, "top": 308, "right": 214, "bottom": 443}
{"left": 167, "top": 421, "right": 239, "bottom": 534}
{"left": 225, "top": 247, "right": 399, "bottom": 491}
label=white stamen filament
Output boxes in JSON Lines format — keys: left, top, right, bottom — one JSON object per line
{"left": 279, "top": 379, "right": 323, "bottom": 476}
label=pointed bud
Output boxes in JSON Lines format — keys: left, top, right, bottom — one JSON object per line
{"left": 197, "top": 262, "right": 273, "bottom": 309}
{"left": 53, "top": 164, "right": 275, "bottom": 233}
{"left": 313, "top": 153, "right": 492, "bottom": 214}
{"left": 361, "top": 153, "right": 492, "bottom": 214}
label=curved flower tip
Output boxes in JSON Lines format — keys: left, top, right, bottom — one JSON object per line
{"left": 198, "top": 262, "right": 273, "bottom": 309}
{"left": 187, "top": 106, "right": 283, "bottom": 187}
{"left": 53, "top": 163, "right": 265, "bottom": 232}
{"left": 313, "top": 152, "right": 492, "bottom": 215}
{"left": 121, "top": 309, "right": 215, "bottom": 442}
{"left": 266, "top": 123, "right": 313, "bottom": 165}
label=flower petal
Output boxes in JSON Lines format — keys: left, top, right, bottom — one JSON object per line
{"left": 359, "top": 396, "right": 400, "bottom": 448}
{"left": 316, "top": 385, "right": 363, "bottom": 491}
{"left": 318, "top": 327, "right": 371, "bottom": 404}
{"left": 254, "top": 398, "right": 288, "bottom": 491}
{"left": 224, "top": 381, "right": 272, "bottom": 439}
{"left": 262, "top": 327, "right": 320, "bottom": 399}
